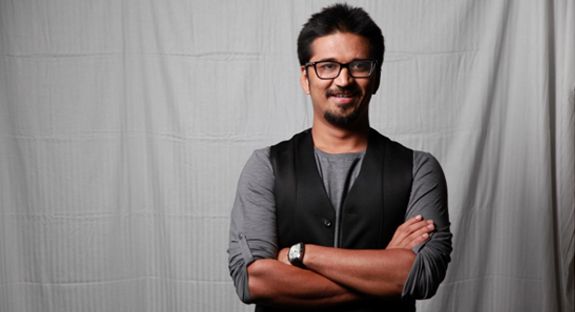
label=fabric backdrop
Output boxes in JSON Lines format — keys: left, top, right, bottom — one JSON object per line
{"left": 0, "top": 0, "right": 573, "bottom": 311}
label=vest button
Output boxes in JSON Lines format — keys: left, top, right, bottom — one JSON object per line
{"left": 322, "top": 218, "right": 332, "bottom": 228}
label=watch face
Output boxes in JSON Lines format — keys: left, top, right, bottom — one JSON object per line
{"left": 289, "top": 244, "right": 300, "bottom": 259}
{"left": 288, "top": 243, "right": 305, "bottom": 267}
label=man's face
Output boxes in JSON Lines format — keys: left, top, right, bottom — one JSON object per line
{"left": 300, "top": 32, "right": 380, "bottom": 128}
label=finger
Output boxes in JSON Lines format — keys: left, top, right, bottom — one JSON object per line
{"left": 404, "top": 218, "right": 433, "bottom": 234}
{"left": 405, "top": 232, "right": 431, "bottom": 249}
{"left": 395, "top": 219, "right": 433, "bottom": 246}
{"left": 400, "top": 214, "right": 424, "bottom": 228}
{"left": 388, "top": 217, "right": 434, "bottom": 249}
{"left": 393, "top": 215, "right": 425, "bottom": 241}
{"left": 402, "top": 221, "right": 435, "bottom": 247}
{"left": 407, "top": 220, "right": 435, "bottom": 239}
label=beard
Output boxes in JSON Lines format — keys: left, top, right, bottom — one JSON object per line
{"left": 323, "top": 86, "right": 366, "bottom": 127}
{"left": 324, "top": 106, "right": 363, "bottom": 127}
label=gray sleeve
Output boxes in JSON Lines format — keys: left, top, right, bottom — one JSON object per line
{"left": 402, "top": 151, "right": 453, "bottom": 299}
{"left": 227, "top": 147, "right": 278, "bottom": 303}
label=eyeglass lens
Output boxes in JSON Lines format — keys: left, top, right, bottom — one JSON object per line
{"left": 314, "top": 60, "right": 374, "bottom": 79}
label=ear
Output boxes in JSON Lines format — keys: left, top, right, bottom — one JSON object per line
{"left": 371, "top": 69, "right": 381, "bottom": 95}
{"left": 300, "top": 66, "right": 310, "bottom": 95}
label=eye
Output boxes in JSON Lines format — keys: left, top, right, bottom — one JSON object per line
{"left": 317, "top": 62, "right": 338, "bottom": 71}
{"left": 351, "top": 61, "right": 371, "bottom": 72}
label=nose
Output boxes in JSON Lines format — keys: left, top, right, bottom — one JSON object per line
{"left": 334, "top": 66, "right": 353, "bottom": 86}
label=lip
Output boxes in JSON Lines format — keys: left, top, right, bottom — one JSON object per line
{"left": 330, "top": 95, "right": 355, "bottom": 105}
{"left": 328, "top": 91, "right": 358, "bottom": 104}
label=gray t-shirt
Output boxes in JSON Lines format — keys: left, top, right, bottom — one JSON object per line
{"left": 314, "top": 148, "right": 364, "bottom": 247}
{"left": 228, "top": 147, "right": 452, "bottom": 303}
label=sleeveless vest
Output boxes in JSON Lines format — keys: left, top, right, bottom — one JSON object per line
{"left": 256, "top": 129, "right": 415, "bottom": 312}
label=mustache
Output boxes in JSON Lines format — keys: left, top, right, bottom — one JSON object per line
{"left": 326, "top": 87, "right": 360, "bottom": 97}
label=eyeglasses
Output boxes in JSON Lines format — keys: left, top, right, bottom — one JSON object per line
{"left": 304, "top": 59, "right": 378, "bottom": 80}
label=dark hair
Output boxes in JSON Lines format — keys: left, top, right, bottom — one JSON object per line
{"left": 297, "top": 3, "right": 385, "bottom": 67}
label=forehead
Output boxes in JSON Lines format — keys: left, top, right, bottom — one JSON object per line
{"left": 309, "top": 32, "right": 371, "bottom": 62}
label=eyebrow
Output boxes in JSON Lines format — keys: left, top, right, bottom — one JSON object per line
{"left": 314, "top": 58, "right": 338, "bottom": 62}
{"left": 311, "top": 58, "right": 371, "bottom": 63}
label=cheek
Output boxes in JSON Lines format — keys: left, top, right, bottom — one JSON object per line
{"left": 309, "top": 80, "right": 332, "bottom": 94}
{"left": 359, "top": 82, "right": 374, "bottom": 95}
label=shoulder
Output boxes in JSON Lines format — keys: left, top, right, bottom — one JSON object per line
{"left": 412, "top": 150, "right": 445, "bottom": 181}
{"left": 270, "top": 129, "right": 311, "bottom": 155}
{"left": 242, "top": 128, "right": 311, "bottom": 181}
{"left": 240, "top": 147, "right": 273, "bottom": 181}
{"left": 248, "top": 147, "right": 271, "bottom": 167}
{"left": 369, "top": 129, "right": 413, "bottom": 160}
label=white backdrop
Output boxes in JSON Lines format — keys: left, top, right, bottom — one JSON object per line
{"left": 0, "top": 0, "right": 573, "bottom": 311}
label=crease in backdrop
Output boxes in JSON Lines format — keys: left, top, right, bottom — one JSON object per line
{"left": 0, "top": 0, "right": 573, "bottom": 311}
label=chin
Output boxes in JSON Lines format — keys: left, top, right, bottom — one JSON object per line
{"left": 324, "top": 111, "right": 360, "bottom": 127}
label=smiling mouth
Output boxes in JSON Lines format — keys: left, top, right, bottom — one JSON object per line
{"left": 332, "top": 94, "right": 354, "bottom": 98}
{"left": 328, "top": 90, "right": 357, "bottom": 97}
{"left": 327, "top": 87, "right": 360, "bottom": 98}
{"left": 328, "top": 91, "right": 357, "bottom": 105}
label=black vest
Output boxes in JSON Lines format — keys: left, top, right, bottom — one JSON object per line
{"left": 256, "top": 129, "right": 415, "bottom": 312}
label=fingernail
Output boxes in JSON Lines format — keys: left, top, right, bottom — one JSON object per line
{"left": 422, "top": 233, "right": 429, "bottom": 238}
{"left": 427, "top": 224, "right": 434, "bottom": 230}
{"left": 416, "top": 215, "right": 422, "bottom": 220}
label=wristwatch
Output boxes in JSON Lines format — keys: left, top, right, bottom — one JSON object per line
{"left": 287, "top": 242, "right": 305, "bottom": 267}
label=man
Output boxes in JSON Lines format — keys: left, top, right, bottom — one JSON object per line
{"left": 228, "top": 4, "right": 452, "bottom": 311}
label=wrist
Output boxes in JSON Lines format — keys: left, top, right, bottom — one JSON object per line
{"left": 301, "top": 244, "right": 318, "bottom": 269}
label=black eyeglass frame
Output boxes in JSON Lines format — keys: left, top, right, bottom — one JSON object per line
{"left": 304, "top": 59, "right": 378, "bottom": 80}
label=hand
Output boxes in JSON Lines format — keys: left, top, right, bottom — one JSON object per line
{"left": 386, "top": 215, "right": 434, "bottom": 250}
{"left": 277, "top": 247, "right": 290, "bottom": 265}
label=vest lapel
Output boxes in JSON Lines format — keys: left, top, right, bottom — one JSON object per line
{"left": 339, "top": 129, "right": 385, "bottom": 248}
{"left": 271, "top": 128, "right": 412, "bottom": 250}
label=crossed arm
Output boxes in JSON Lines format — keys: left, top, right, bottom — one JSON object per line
{"left": 247, "top": 215, "right": 435, "bottom": 307}
{"left": 229, "top": 149, "right": 451, "bottom": 307}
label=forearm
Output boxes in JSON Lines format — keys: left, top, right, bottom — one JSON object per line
{"left": 248, "top": 259, "right": 361, "bottom": 307}
{"left": 303, "top": 245, "right": 416, "bottom": 297}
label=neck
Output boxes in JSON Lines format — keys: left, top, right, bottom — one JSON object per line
{"left": 311, "top": 119, "right": 369, "bottom": 154}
